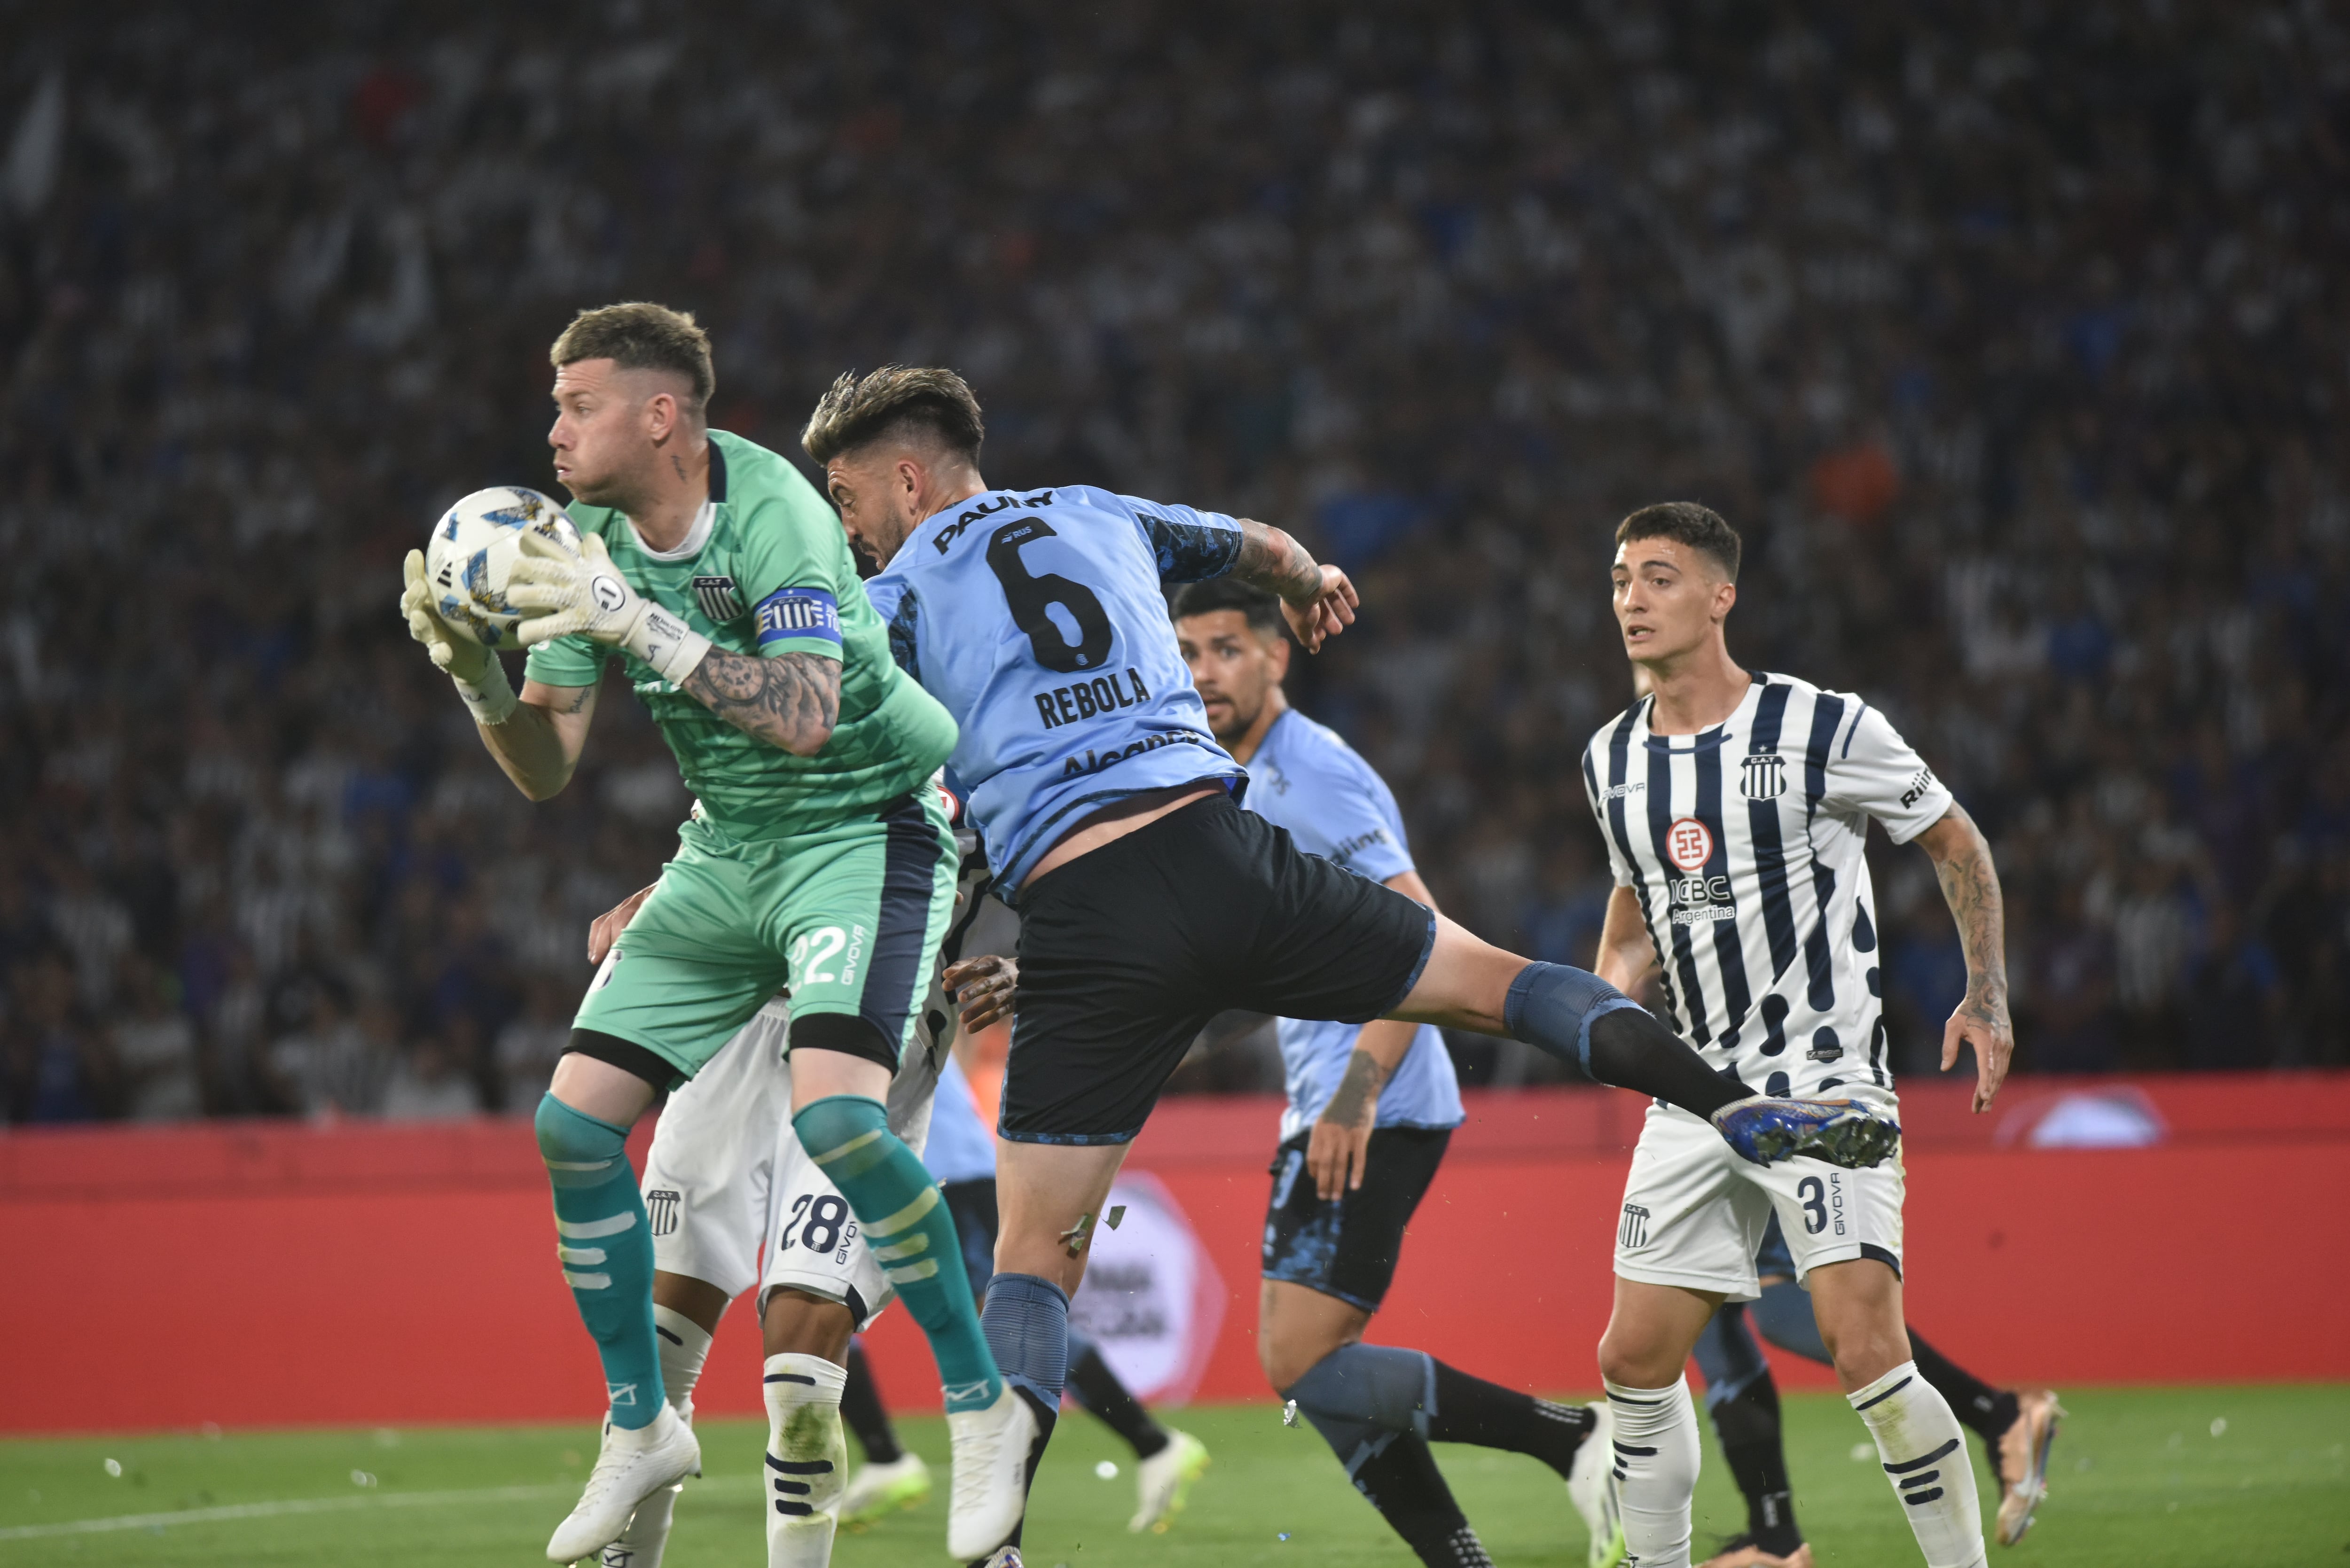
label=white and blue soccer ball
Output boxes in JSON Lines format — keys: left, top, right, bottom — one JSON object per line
{"left": 423, "top": 486, "right": 582, "bottom": 647}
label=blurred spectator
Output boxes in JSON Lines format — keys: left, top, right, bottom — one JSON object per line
{"left": 381, "top": 1035, "right": 483, "bottom": 1120}
{"left": 1, "top": 2, "right": 2345, "bottom": 1130}
{"left": 109, "top": 955, "right": 202, "bottom": 1121}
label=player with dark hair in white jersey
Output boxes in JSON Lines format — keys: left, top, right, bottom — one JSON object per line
{"left": 1581, "top": 503, "right": 2015, "bottom": 1568}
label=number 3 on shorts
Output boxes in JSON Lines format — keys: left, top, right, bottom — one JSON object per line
{"left": 1797, "top": 1174, "right": 1828, "bottom": 1234}
{"left": 788, "top": 926, "right": 849, "bottom": 989}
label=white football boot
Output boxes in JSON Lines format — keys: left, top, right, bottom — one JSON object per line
{"left": 1128, "top": 1428, "right": 1210, "bottom": 1532}
{"left": 945, "top": 1385, "right": 1039, "bottom": 1560}
{"left": 838, "top": 1451, "right": 932, "bottom": 1529}
{"left": 546, "top": 1404, "right": 702, "bottom": 1564}
{"left": 595, "top": 1398, "right": 689, "bottom": 1568}
{"left": 1568, "top": 1400, "right": 1626, "bottom": 1568}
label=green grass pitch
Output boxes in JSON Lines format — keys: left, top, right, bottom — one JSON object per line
{"left": 2, "top": 1387, "right": 2342, "bottom": 1566}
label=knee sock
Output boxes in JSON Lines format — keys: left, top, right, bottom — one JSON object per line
{"left": 606, "top": 1304, "right": 715, "bottom": 1565}
{"left": 1350, "top": 1434, "right": 1492, "bottom": 1568}
{"left": 1604, "top": 1375, "right": 1700, "bottom": 1568}
{"left": 980, "top": 1272, "right": 1069, "bottom": 1417}
{"left": 1693, "top": 1303, "right": 1802, "bottom": 1554}
{"left": 1504, "top": 965, "right": 1748, "bottom": 1118}
{"left": 792, "top": 1094, "right": 1001, "bottom": 1413}
{"left": 1908, "top": 1330, "right": 2018, "bottom": 1448}
{"left": 765, "top": 1353, "right": 847, "bottom": 1568}
{"left": 1284, "top": 1343, "right": 1437, "bottom": 1471}
{"left": 1066, "top": 1325, "right": 1168, "bottom": 1460}
{"left": 1849, "top": 1361, "right": 1988, "bottom": 1568}
{"left": 535, "top": 1092, "right": 662, "bottom": 1428}
{"left": 1423, "top": 1359, "right": 1594, "bottom": 1479}
{"left": 839, "top": 1339, "right": 905, "bottom": 1464}
{"left": 1751, "top": 1277, "right": 1833, "bottom": 1365}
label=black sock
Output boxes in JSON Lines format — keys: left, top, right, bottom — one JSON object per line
{"left": 1908, "top": 1329, "right": 2017, "bottom": 1446}
{"left": 839, "top": 1342, "right": 903, "bottom": 1465}
{"left": 1423, "top": 1360, "right": 1593, "bottom": 1479}
{"left": 1708, "top": 1370, "right": 1803, "bottom": 1556}
{"left": 1350, "top": 1435, "right": 1491, "bottom": 1568}
{"left": 1585, "top": 1007, "right": 1751, "bottom": 1119}
{"left": 1068, "top": 1343, "right": 1169, "bottom": 1459}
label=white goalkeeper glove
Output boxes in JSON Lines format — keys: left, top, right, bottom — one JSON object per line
{"left": 400, "top": 549, "right": 517, "bottom": 725}
{"left": 508, "top": 530, "right": 711, "bottom": 685}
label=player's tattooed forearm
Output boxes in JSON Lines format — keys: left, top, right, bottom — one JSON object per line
{"left": 1932, "top": 806, "right": 2008, "bottom": 1014}
{"left": 1234, "top": 519, "right": 1325, "bottom": 603}
{"left": 680, "top": 649, "right": 841, "bottom": 754}
{"left": 1321, "top": 1048, "right": 1390, "bottom": 1128}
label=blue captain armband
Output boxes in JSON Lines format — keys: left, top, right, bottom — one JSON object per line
{"left": 755, "top": 586, "right": 842, "bottom": 649}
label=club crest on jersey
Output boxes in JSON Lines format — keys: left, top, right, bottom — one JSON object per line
{"left": 1739, "top": 752, "right": 1787, "bottom": 801}
{"left": 1664, "top": 817, "right": 1715, "bottom": 872}
{"left": 691, "top": 575, "right": 745, "bottom": 622}
{"left": 646, "top": 1188, "right": 682, "bottom": 1237}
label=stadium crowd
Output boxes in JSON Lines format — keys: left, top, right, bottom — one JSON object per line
{"left": 3, "top": 1, "right": 2344, "bottom": 1123}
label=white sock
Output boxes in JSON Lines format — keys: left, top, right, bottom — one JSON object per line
{"left": 655, "top": 1303, "right": 717, "bottom": 1416}
{"left": 603, "top": 1306, "right": 718, "bottom": 1568}
{"left": 766, "top": 1352, "right": 848, "bottom": 1568}
{"left": 1849, "top": 1360, "right": 1988, "bottom": 1568}
{"left": 1603, "top": 1375, "right": 1698, "bottom": 1568}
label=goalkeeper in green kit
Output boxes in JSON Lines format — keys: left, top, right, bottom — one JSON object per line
{"left": 396, "top": 303, "right": 1026, "bottom": 1564}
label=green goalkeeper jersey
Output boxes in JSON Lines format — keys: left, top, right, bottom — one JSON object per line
{"left": 524, "top": 429, "right": 956, "bottom": 838}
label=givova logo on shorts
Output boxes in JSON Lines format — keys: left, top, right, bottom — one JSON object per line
{"left": 1620, "top": 1202, "right": 1652, "bottom": 1250}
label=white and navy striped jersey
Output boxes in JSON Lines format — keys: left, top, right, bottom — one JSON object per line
{"left": 1578, "top": 672, "right": 1953, "bottom": 1098}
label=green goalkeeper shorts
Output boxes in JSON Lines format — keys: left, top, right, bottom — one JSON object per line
{"left": 572, "top": 789, "right": 956, "bottom": 1083}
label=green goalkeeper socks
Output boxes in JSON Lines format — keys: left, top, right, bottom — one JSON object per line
{"left": 534, "top": 1092, "right": 664, "bottom": 1429}
{"left": 792, "top": 1094, "right": 1003, "bottom": 1413}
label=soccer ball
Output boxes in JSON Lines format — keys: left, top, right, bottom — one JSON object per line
{"left": 423, "top": 486, "right": 582, "bottom": 648}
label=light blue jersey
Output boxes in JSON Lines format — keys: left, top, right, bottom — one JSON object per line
{"left": 866, "top": 486, "right": 1249, "bottom": 892}
{"left": 922, "top": 1053, "right": 998, "bottom": 1186}
{"left": 1243, "top": 709, "right": 1465, "bottom": 1144}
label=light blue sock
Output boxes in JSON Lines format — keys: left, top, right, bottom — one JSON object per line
{"left": 535, "top": 1092, "right": 662, "bottom": 1429}
{"left": 793, "top": 1094, "right": 1003, "bottom": 1413}
{"left": 1284, "top": 1343, "right": 1437, "bottom": 1476}
{"left": 981, "top": 1272, "right": 1070, "bottom": 1416}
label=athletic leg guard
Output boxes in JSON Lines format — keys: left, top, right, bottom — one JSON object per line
{"left": 1603, "top": 1375, "right": 1700, "bottom": 1568}
{"left": 1505, "top": 964, "right": 1748, "bottom": 1118}
{"left": 765, "top": 1352, "right": 848, "bottom": 1568}
{"left": 792, "top": 1094, "right": 1002, "bottom": 1412}
{"left": 535, "top": 1092, "right": 663, "bottom": 1429}
{"left": 1849, "top": 1361, "right": 1988, "bottom": 1568}
{"left": 1502, "top": 963, "right": 1645, "bottom": 1075}
{"left": 1284, "top": 1343, "right": 1437, "bottom": 1476}
{"left": 979, "top": 1271, "right": 1070, "bottom": 1417}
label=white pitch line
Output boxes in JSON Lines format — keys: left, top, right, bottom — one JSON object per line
{"left": 0, "top": 1482, "right": 573, "bottom": 1540}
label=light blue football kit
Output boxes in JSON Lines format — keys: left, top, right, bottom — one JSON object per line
{"left": 863, "top": 485, "right": 1249, "bottom": 892}
{"left": 921, "top": 1051, "right": 998, "bottom": 1187}
{"left": 1240, "top": 709, "right": 1464, "bottom": 1143}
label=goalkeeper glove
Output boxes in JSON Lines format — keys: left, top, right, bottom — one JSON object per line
{"left": 508, "top": 530, "right": 710, "bottom": 684}
{"left": 400, "top": 549, "right": 517, "bottom": 724}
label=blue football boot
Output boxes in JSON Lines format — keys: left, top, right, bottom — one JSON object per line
{"left": 1712, "top": 1096, "right": 1901, "bottom": 1168}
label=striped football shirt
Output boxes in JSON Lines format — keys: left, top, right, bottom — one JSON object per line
{"left": 1578, "top": 671, "right": 1953, "bottom": 1098}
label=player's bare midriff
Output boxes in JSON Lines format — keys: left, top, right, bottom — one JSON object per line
{"left": 1021, "top": 778, "right": 1225, "bottom": 889}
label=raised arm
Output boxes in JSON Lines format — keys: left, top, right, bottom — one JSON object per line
{"left": 1231, "top": 518, "right": 1358, "bottom": 652}
{"left": 1914, "top": 801, "right": 2013, "bottom": 1112}
{"left": 678, "top": 650, "right": 840, "bottom": 757}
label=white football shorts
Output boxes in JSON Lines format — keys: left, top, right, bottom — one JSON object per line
{"left": 639, "top": 997, "right": 938, "bottom": 1328}
{"left": 1611, "top": 1085, "right": 1905, "bottom": 1300}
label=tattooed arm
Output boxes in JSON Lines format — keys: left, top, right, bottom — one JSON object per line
{"left": 477, "top": 679, "right": 601, "bottom": 801}
{"left": 678, "top": 649, "right": 842, "bottom": 756}
{"left": 1305, "top": 868, "right": 1436, "bottom": 1199}
{"left": 1232, "top": 517, "right": 1359, "bottom": 652}
{"left": 1916, "top": 802, "right": 2013, "bottom": 1112}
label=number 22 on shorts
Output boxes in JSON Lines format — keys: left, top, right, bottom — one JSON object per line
{"left": 787, "top": 925, "right": 854, "bottom": 990}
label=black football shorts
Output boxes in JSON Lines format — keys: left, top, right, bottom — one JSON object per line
{"left": 1001, "top": 791, "right": 1435, "bottom": 1144}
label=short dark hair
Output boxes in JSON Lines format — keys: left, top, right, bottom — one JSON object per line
{"left": 801, "top": 366, "right": 985, "bottom": 466}
{"left": 1616, "top": 501, "right": 1741, "bottom": 581}
{"left": 550, "top": 302, "right": 715, "bottom": 415}
{"left": 1169, "top": 577, "right": 1285, "bottom": 640}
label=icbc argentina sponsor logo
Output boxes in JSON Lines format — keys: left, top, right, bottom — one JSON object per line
{"left": 1664, "top": 817, "right": 1715, "bottom": 872}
